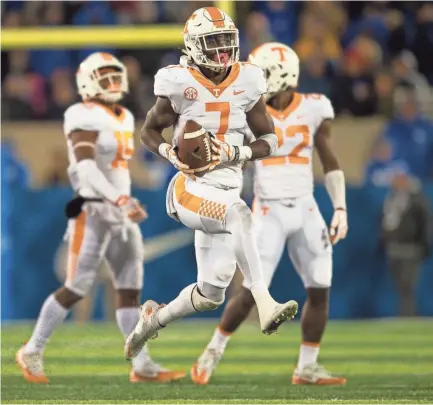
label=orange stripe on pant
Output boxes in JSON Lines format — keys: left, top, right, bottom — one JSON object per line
{"left": 174, "top": 175, "right": 227, "bottom": 222}
{"left": 175, "top": 175, "right": 203, "bottom": 213}
{"left": 66, "top": 211, "right": 86, "bottom": 283}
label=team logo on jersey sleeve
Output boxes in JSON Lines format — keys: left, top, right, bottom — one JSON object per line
{"left": 184, "top": 87, "right": 198, "bottom": 100}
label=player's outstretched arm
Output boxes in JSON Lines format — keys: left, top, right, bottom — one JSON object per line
{"left": 315, "top": 120, "right": 348, "bottom": 244}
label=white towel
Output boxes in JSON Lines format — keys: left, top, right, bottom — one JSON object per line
{"left": 166, "top": 173, "right": 181, "bottom": 222}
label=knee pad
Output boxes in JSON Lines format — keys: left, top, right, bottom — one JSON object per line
{"left": 181, "top": 283, "right": 224, "bottom": 312}
{"left": 127, "top": 225, "right": 145, "bottom": 262}
{"left": 113, "top": 260, "right": 144, "bottom": 291}
{"left": 65, "top": 264, "right": 99, "bottom": 297}
{"left": 307, "top": 254, "right": 333, "bottom": 288}
{"left": 111, "top": 225, "right": 144, "bottom": 290}
{"left": 225, "top": 202, "right": 253, "bottom": 233}
{"left": 197, "top": 280, "right": 226, "bottom": 302}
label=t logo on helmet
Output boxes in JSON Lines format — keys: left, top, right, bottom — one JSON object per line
{"left": 271, "top": 47, "right": 289, "bottom": 62}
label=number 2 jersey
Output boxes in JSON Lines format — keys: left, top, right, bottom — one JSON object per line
{"left": 253, "top": 93, "right": 335, "bottom": 200}
{"left": 154, "top": 62, "right": 267, "bottom": 189}
{"left": 63, "top": 102, "right": 135, "bottom": 197}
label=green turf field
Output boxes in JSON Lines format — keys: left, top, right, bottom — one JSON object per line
{"left": 2, "top": 319, "right": 433, "bottom": 404}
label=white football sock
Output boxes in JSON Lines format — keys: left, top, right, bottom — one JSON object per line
{"left": 25, "top": 294, "right": 68, "bottom": 354}
{"left": 225, "top": 205, "right": 275, "bottom": 317}
{"left": 298, "top": 342, "right": 320, "bottom": 369}
{"left": 157, "top": 284, "right": 198, "bottom": 327}
{"left": 208, "top": 326, "right": 231, "bottom": 352}
{"left": 116, "top": 307, "right": 150, "bottom": 369}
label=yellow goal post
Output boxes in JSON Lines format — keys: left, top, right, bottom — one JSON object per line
{"left": 1, "top": 1, "right": 235, "bottom": 49}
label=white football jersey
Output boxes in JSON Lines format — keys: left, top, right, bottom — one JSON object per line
{"left": 154, "top": 62, "right": 266, "bottom": 189}
{"left": 254, "top": 93, "right": 334, "bottom": 200}
{"left": 63, "top": 102, "right": 135, "bottom": 196}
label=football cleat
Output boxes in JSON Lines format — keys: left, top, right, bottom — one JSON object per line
{"left": 130, "top": 361, "right": 185, "bottom": 383}
{"left": 261, "top": 300, "right": 298, "bottom": 335}
{"left": 16, "top": 346, "right": 49, "bottom": 384}
{"left": 292, "top": 363, "right": 347, "bottom": 385}
{"left": 124, "top": 300, "right": 161, "bottom": 361}
{"left": 191, "top": 348, "right": 223, "bottom": 385}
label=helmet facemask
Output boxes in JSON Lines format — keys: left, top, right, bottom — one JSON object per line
{"left": 186, "top": 30, "right": 239, "bottom": 72}
{"left": 89, "top": 66, "right": 128, "bottom": 103}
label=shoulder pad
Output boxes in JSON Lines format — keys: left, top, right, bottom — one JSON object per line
{"left": 63, "top": 103, "right": 103, "bottom": 136}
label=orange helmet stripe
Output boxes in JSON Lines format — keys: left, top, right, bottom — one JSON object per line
{"left": 100, "top": 52, "right": 114, "bottom": 61}
{"left": 204, "top": 7, "right": 225, "bottom": 28}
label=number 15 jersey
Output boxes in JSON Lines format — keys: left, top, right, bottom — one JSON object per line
{"left": 254, "top": 93, "right": 335, "bottom": 200}
{"left": 154, "top": 62, "right": 266, "bottom": 189}
{"left": 63, "top": 102, "right": 135, "bottom": 197}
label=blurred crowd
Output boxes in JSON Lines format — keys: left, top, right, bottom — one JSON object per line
{"left": 2, "top": 1, "right": 433, "bottom": 120}
{"left": 2, "top": 0, "right": 433, "bottom": 186}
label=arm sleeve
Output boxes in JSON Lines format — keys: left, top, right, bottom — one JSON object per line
{"left": 245, "top": 65, "right": 267, "bottom": 112}
{"left": 63, "top": 103, "right": 101, "bottom": 136}
{"left": 154, "top": 67, "right": 182, "bottom": 114}
{"left": 75, "top": 159, "right": 121, "bottom": 203}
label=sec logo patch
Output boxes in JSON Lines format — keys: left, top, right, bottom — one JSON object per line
{"left": 184, "top": 87, "right": 198, "bottom": 100}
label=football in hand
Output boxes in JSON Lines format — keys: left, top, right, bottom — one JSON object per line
{"left": 177, "top": 120, "right": 212, "bottom": 177}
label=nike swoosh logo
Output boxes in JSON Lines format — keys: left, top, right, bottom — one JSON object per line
{"left": 191, "top": 151, "right": 202, "bottom": 160}
{"left": 55, "top": 228, "right": 194, "bottom": 278}
{"left": 142, "top": 228, "right": 194, "bottom": 262}
{"left": 233, "top": 90, "right": 245, "bottom": 95}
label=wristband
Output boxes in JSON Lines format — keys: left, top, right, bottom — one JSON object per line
{"left": 236, "top": 146, "right": 253, "bottom": 161}
{"left": 158, "top": 143, "right": 171, "bottom": 159}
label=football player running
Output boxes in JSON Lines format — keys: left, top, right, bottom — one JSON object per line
{"left": 16, "top": 52, "right": 185, "bottom": 384}
{"left": 192, "top": 43, "right": 348, "bottom": 385}
{"left": 124, "top": 8, "right": 298, "bottom": 361}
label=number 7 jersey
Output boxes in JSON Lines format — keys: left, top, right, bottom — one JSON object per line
{"left": 154, "top": 62, "right": 266, "bottom": 189}
{"left": 63, "top": 102, "right": 135, "bottom": 197}
{"left": 254, "top": 93, "right": 335, "bottom": 200}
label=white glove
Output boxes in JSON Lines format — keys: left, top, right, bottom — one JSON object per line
{"left": 210, "top": 137, "right": 252, "bottom": 169}
{"left": 159, "top": 143, "right": 196, "bottom": 179}
{"left": 115, "top": 196, "right": 148, "bottom": 224}
{"left": 329, "top": 208, "right": 348, "bottom": 245}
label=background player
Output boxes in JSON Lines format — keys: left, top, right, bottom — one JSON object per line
{"left": 124, "top": 8, "right": 298, "bottom": 360}
{"left": 192, "top": 43, "right": 348, "bottom": 385}
{"left": 16, "top": 52, "right": 184, "bottom": 384}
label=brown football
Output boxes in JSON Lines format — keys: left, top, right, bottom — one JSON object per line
{"left": 177, "top": 120, "right": 212, "bottom": 177}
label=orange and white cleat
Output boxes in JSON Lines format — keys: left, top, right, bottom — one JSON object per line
{"left": 292, "top": 363, "right": 347, "bottom": 385}
{"left": 16, "top": 346, "right": 49, "bottom": 384}
{"left": 190, "top": 348, "right": 222, "bottom": 385}
{"left": 261, "top": 300, "right": 298, "bottom": 335}
{"left": 130, "top": 365, "right": 185, "bottom": 383}
{"left": 124, "top": 300, "right": 162, "bottom": 361}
